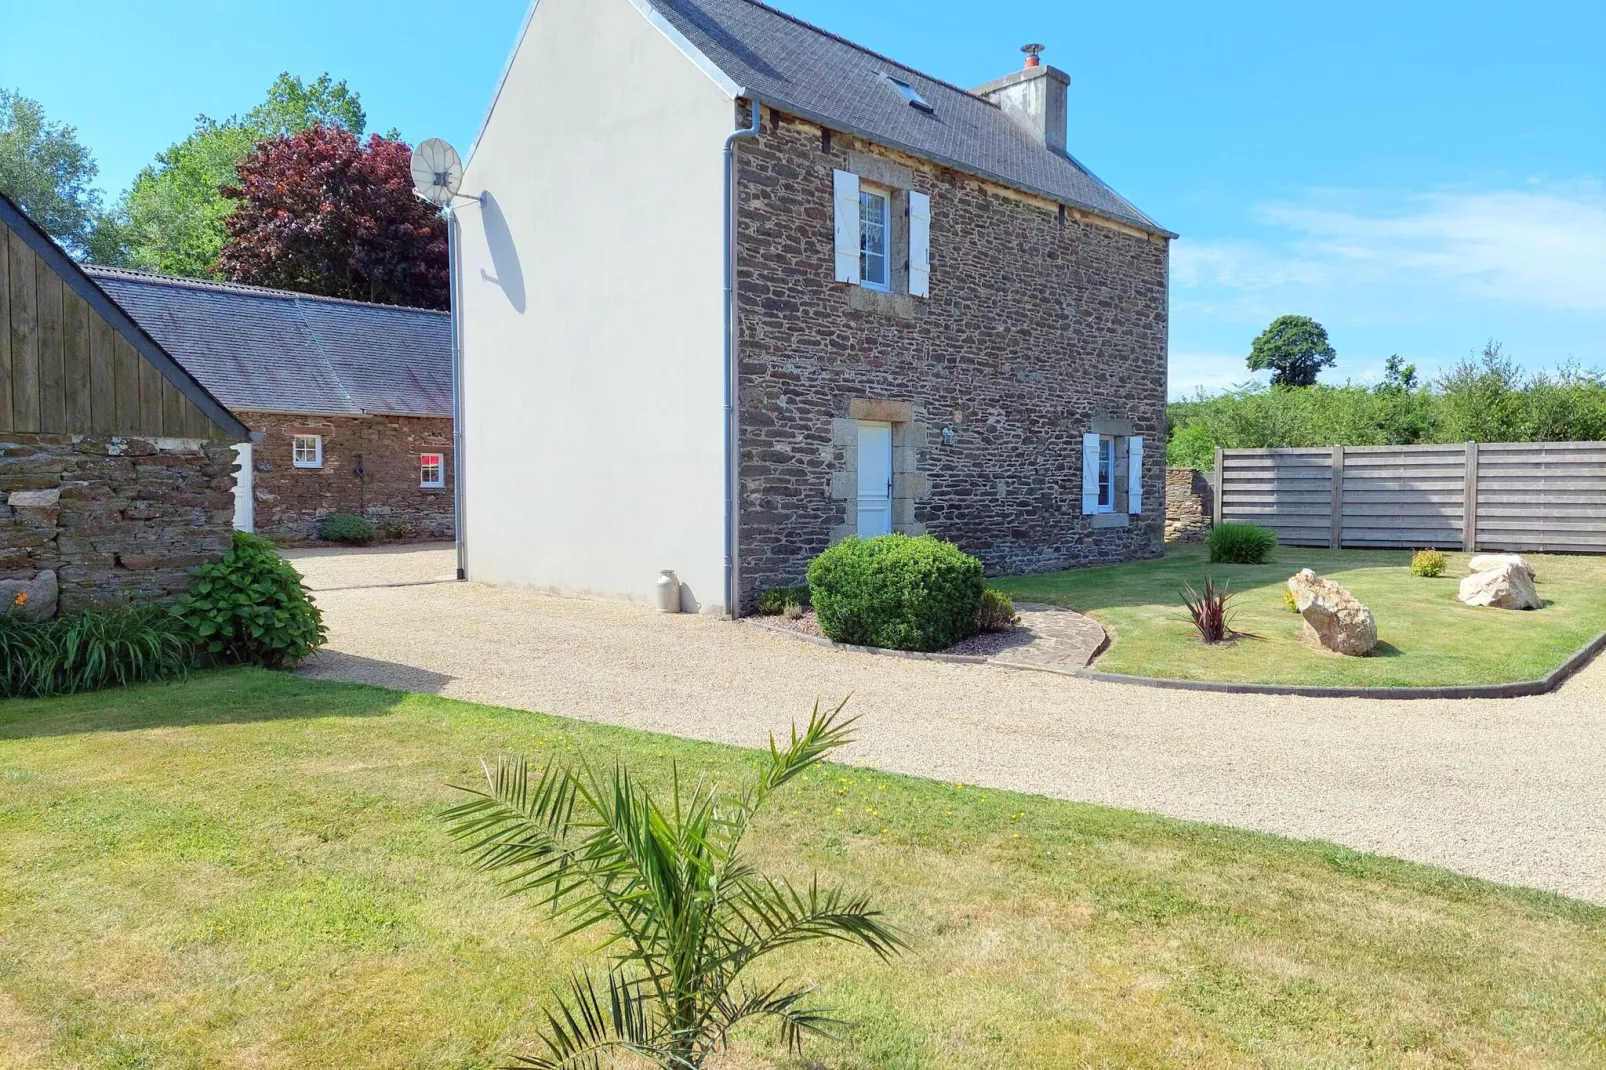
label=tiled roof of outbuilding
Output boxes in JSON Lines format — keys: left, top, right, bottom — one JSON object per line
{"left": 642, "top": 0, "right": 1170, "bottom": 236}
{"left": 86, "top": 267, "right": 453, "bottom": 419}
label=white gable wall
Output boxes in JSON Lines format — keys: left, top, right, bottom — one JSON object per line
{"left": 458, "top": 0, "right": 734, "bottom": 612}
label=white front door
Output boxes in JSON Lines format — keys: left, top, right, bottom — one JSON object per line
{"left": 231, "top": 442, "right": 254, "bottom": 532}
{"left": 856, "top": 421, "right": 893, "bottom": 537}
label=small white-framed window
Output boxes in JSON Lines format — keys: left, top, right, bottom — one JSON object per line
{"left": 420, "top": 453, "right": 445, "bottom": 489}
{"left": 859, "top": 186, "right": 891, "bottom": 291}
{"left": 1096, "top": 435, "right": 1116, "bottom": 512}
{"left": 291, "top": 434, "right": 323, "bottom": 469}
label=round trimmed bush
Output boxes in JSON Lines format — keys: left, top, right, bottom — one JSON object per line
{"left": 1207, "top": 522, "right": 1278, "bottom": 564}
{"left": 806, "top": 534, "right": 984, "bottom": 652}
{"left": 319, "top": 513, "right": 376, "bottom": 544}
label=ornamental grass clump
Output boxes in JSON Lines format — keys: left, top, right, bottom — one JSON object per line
{"left": 1208, "top": 522, "right": 1279, "bottom": 565}
{"left": 1181, "top": 577, "right": 1236, "bottom": 644}
{"left": 443, "top": 699, "right": 903, "bottom": 1069}
{"left": 0, "top": 607, "right": 191, "bottom": 699}
{"left": 1411, "top": 548, "right": 1447, "bottom": 577}
{"left": 806, "top": 534, "right": 983, "bottom": 651}
{"left": 170, "top": 531, "right": 327, "bottom": 669}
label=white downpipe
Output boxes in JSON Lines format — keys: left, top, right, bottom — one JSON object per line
{"left": 722, "top": 100, "right": 760, "bottom": 617}
{"left": 448, "top": 204, "right": 468, "bottom": 581}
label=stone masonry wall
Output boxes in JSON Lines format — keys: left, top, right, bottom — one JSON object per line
{"left": 0, "top": 433, "right": 236, "bottom": 614}
{"left": 243, "top": 412, "right": 454, "bottom": 540}
{"left": 733, "top": 106, "right": 1169, "bottom": 604}
{"left": 1165, "top": 467, "right": 1214, "bottom": 542}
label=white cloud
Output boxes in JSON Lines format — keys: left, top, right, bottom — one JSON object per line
{"left": 1175, "top": 183, "right": 1606, "bottom": 312}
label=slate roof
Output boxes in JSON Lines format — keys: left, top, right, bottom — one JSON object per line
{"left": 643, "top": 0, "right": 1170, "bottom": 236}
{"left": 86, "top": 268, "right": 453, "bottom": 419}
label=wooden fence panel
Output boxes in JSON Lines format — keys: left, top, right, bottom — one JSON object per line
{"left": 1340, "top": 445, "right": 1466, "bottom": 548}
{"left": 1217, "top": 441, "right": 1606, "bottom": 554}
{"left": 1476, "top": 441, "right": 1606, "bottom": 553}
{"left": 1219, "top": 448, "right": 1333, "bottom": 546}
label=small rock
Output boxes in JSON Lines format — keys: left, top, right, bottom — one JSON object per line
{"left": 1459, "top": 562, "right": 1541, "bottom": 610}
{"left": 0, "top": 570, "right": 59, "bottom": 622}
{"left": 1287, "top": 568, "right": 1377, "bottom": 656}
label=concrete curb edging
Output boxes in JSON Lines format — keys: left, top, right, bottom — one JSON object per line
{"left": 745, "top": 617, "right": 1606, "bottom": 701}
{"left": 1075, "top": 627, "right": 1606, "bottom": 700}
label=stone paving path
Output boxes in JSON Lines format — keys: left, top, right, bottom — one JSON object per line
{"left": 989, "top": 602, "right": 1108, "bottom": 672}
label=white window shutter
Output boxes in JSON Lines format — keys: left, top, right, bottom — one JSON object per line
{"left": 832, "top": 169, "right": 860, "bottom": 284}
{"left": 1128, "top": 435, "right": 1144, "bottom": 514}
{"left": 1081, "top": 433, "right": 1100, "bottom": 514}
{"left": 908, "top": 190, "right": 931, "bottom": 297}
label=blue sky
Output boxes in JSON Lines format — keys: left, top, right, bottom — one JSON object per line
{"left": 5, "top": 0, "right": 1602, "bottom": 396}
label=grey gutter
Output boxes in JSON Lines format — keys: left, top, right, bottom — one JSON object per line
{"left": 722, "top": 99, "right": 762, "bottom": 618}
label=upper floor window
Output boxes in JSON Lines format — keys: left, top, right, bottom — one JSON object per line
{"left": 292, "top": 434, "right": 323, "bottom": 469}
{"left": 420, "top": 453, "right": 445, "bottom": 489}
{"left": 833, "top": 169, "right": 930, "bottom": 298}
{"left": 859, "top": 186, "right": 891, "bottom": 291}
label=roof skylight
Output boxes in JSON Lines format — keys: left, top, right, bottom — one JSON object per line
{"left": 882, "top": 74, "right": 934, "bottom": 113}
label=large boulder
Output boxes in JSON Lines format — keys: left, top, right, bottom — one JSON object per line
{"left": 1287, "top": 568, "right": 1377, "bottom": 656}
{"left": 1468, "top": 553, "right": 1535, "bottom": 582}
{"left": 0, "top": 570, "right": 59, "bottom": 622}
{"left": 1459, "top": 561, "right": 1541, "bottom": 610}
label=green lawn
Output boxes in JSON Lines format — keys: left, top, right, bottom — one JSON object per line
{"left": 2, "top": 671, "right": 1604, "bottom": 1068}
{"left": 993, "top": 544, "right": 1606, "bottom": 688}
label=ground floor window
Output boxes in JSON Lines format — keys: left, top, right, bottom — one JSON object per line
{"left": 420, "top": 453, "right": 445, "bottom": 488}
{"left": 1097, "top": 435, "right": 1116, "bottom": 512}
{"left": 292, "top": 434, "right": 323, "bottom": 469}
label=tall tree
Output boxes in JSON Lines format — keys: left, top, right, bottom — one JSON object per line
{"left": 219, "top": 125, "right": 448, "bottom": 309}
{"left": 0, "top": 89, "right": 122, "bottom": 260}
{"left": 1246, "top": 315, "right": 1338, "bottom": 387}
{"left": 118, "top": 73, "right": 367, "bottom": 278}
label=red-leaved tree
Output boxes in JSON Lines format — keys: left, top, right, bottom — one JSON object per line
{"left": 218, "top": 126, "right": 447, "bottom": 309}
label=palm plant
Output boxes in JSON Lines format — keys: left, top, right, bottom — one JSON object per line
{"left": 442, "top": 699, "right": 904, "bottom": 1069}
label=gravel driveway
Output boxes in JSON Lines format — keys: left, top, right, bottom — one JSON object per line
{"left": 290, "top": 544, "right": 1606, "bottom": 903}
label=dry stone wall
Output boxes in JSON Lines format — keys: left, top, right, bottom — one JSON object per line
{"left": 0, "top": 432, "right": 235, "bottom": 613}
{"left": 1165, "top": 467, "right": 1213, "bottom": 542}
{"left": 243, "top": 412, "right": 454, "bottom": 540}
{"left": 733, "top": 107, "right": 1170, "bottom": 605}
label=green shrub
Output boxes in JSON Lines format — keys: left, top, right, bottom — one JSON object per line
{"left": 1411, "top": 548, "right": 1447, "bottom": 577}
{"left": 806, "top": 534, "right": 983, "bottom": 652}
{"left": 0, "top": 608, "right": 190, "bottom": 699}
{"left": 976, "top": 588, "right": 1020, "bottom": 632}
{"left": 380, "top": 520, "right": 413, "bottom": 541}
{"left": 1282, "top": 584, "right": 1300, "bottom": 613}
{"left": 752, "top": 585, "right": 810, "bottom": 616}
{"left": 319, "top": 513, "right": 375, "bottom": 544}
{"left": 170, "top": 531, "right": 327, "bottom": 669}
{"left": 1208, "top": 522, "right": 1279, "bottom": 564}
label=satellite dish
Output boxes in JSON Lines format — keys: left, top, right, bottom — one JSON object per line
{"left": 411, "top": 138, "right": 463, "bottom": 206}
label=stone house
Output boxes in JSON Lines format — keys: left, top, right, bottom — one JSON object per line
{"left": 0, "top": 192, "right": 248, "bottom": 615}
{"left": 88, "top": 268, "right": 455, "bottom": 541}
{"left": 457, "top": 0, "right": 1173, "bottom": 615}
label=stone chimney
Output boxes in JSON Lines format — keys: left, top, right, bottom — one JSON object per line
{"left": 973, "top": 44, "right": 1070, "bottom": 156}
